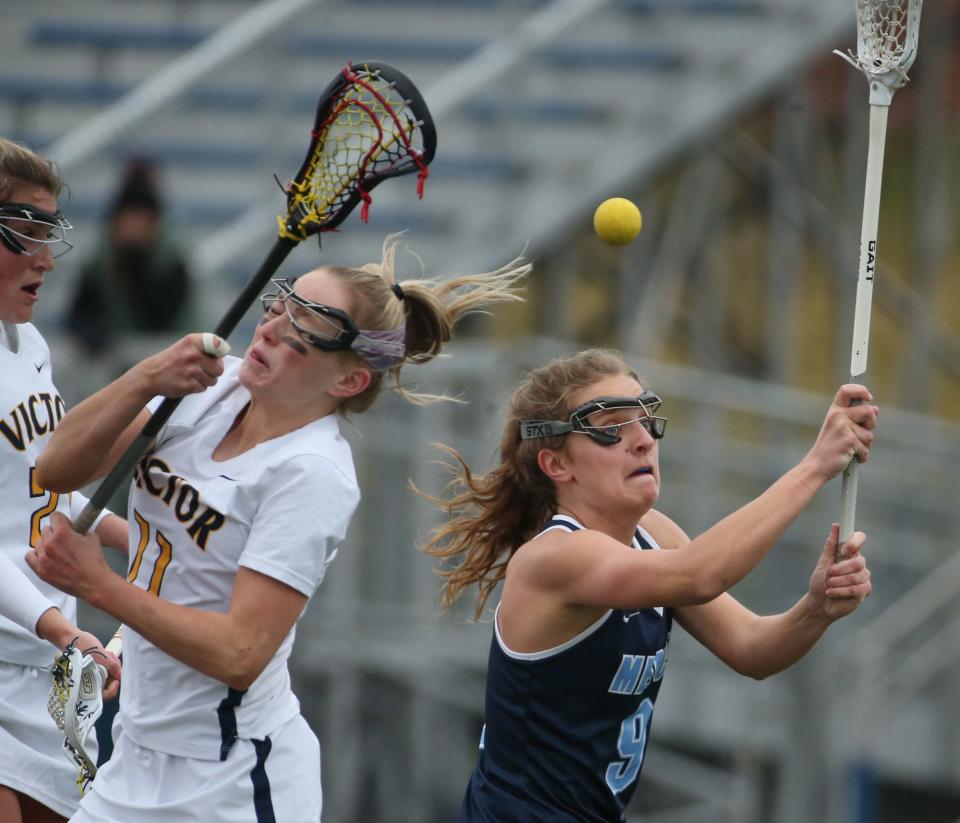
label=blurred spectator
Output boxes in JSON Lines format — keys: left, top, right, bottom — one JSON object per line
{"left": 66, "top": 159, "right": 192, "bottom": 354}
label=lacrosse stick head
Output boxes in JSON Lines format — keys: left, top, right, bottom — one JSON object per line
{"left": 279, "top": 60, "right": 437, "bottom": 243}
{"left": 836, "top": 0, "right": 924, "bottom": 105}
{"left": 48, "top": 643, "right": 106, "bottom": 793}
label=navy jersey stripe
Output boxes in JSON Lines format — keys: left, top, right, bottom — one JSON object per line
{"left": 217, "top": 686, "right": 246, "bottom": 761}
{"left": 251, "top": 736, "right": 276, "bottom": 823}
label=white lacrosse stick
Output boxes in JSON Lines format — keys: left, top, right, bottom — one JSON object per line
{"left": 833, "top": 0, "right": 923, "bottom": 554}
{"left": 48, "top": 642, "right": 107, "bottom": 793}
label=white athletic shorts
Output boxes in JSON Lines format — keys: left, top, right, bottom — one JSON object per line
{"left": 0, "top": 659, "right": 98, "bottom": 818}
{"left": 71, "top": 713, "right": 322, "bottom": 822}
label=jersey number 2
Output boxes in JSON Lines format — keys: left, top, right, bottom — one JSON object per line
{"left": 29, "top": 467, "right": 59, "bottom": 547}
{"left": 605, "top": 698, "right": 654, "bottom": 795}
{"left": 128, "top": 509, "right": 172, "bottom": 595}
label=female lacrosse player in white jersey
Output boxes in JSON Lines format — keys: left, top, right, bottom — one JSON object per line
{"left": 0, "top": 138, "right": 124, "bottom": 823}
{"left": 423, "top": 349, "right": 878, "bottom": 823}
{"left": 28, "top": 236, "right": 529, "bottom": 822}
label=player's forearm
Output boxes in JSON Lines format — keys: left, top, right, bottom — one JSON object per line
{"left": 87, "top": 573, "right": 268, "bottom": 690}
{"left": 36, "top": 368, "right": 153, "bottom": 492}
{"left": 0, "top": 554, "right": 64, "bottom": 639}
{"left": 35, "top": 607, "right": 84, "bottom": 650}
{"left": 684, "top": 462, "right": 825, "bottom": 601}
{"left": 729, "top": 595, "right": 831, "bottom": 680}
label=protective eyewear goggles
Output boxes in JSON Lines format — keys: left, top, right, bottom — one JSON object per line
{"left": 520, "top": 392, "right": 668, "bottom": 446}
{"left": 259, "top": 279, "right": 405, "bottom": 370}
{"left": 0, "top": 202, "right": 74, "bottom": 259}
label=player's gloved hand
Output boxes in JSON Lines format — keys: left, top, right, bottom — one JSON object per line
{"left": 72, "top": 631, "right": 122, "bottom": 701}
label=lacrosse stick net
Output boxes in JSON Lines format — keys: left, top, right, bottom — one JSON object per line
{"left": 48, "top": 641, "right": 107, "bottom": 793}
{"left": 281, "top": 61, "right": 434, "bottom": 239}
{"left": 835, "top": 0, "right": 923, "bottom": 103}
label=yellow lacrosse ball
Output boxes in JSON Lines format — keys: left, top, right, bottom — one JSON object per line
{"left": 593, "top": 198, "right": 642, "bottom": 246}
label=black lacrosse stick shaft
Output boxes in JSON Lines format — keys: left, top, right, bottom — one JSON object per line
{"left": 73, "top": 236, "right": 298, "bottom": 534}
{"left": 72, "top": 61, "right": 437, "bottom": 536}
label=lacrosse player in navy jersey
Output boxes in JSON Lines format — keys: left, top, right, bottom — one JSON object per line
{"left": 0, "top": 138, "right": 125, "bottom": 823}
{"left": 423, "top": 348, "right": 878, "bottom": 823}
{"left": 27, "top": 236, "right": 529, "bottom": 822}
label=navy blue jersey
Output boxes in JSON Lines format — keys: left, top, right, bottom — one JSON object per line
{"left": 458, "top": 514, "right": 672, "bottom": 823}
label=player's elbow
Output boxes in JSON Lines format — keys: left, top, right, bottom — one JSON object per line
{"left": 748, "top": 669, "right": 773, "bottom": 682}
{"left": 220, "top": 644, "right": 269, "bottom": 691}
{"left": 681, "top": 566, "right": 728, "bottom": 606}
{"left": 724, "top": 654, "right": 773, "bottom": 680}
{"left": 733, "top": 660, "right": 778, "bottom": 681}
{"left": 34, "top": 454, "right": 76, "bottom": 494}
{"left": 224, "top": 660, "right": 264, "bottom": 692}
{"left": 226, "top": 671, "right": 259, "bottom": 691}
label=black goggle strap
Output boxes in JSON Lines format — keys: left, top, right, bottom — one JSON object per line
{"left": 520, "top": 392, "right": 666, "bottom": 444}
{"left": 0, "top": 202, "right": 73, "bottom": 257}
{"left": 520, "top": 419, "right": 575, "bottom": 440}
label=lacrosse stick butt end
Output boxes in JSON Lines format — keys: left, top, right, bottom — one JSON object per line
{"left": 105, "top": 628, "right": 124, "bottom": 657}
{"left": 201, "top": 333, "right": 231, "bottom": 357}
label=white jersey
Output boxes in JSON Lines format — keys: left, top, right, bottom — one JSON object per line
{"left": 0, "top": 321, "right": 78, "bottom": 668}
{"left": 119, "top": 356, "right": 360, "bottom": 760}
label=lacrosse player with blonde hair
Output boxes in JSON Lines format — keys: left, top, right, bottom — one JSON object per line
{"left": 28, "top": 236, "right": 529, "bottom": 822}
{"left": 0, "top": 138, "right": 124, "bottom": 823}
